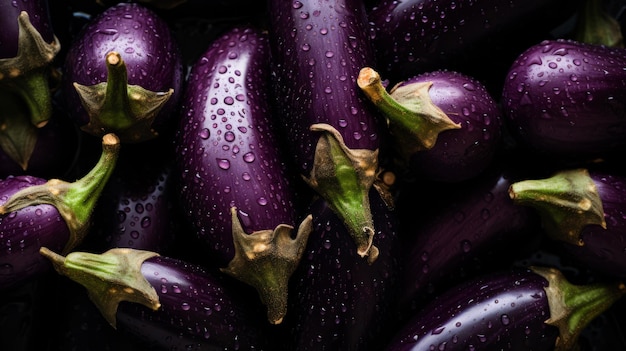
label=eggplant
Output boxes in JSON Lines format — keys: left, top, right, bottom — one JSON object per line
{"left": 358, "top": 67, "right": 502, "bottom": 183}
{"left": 175, "top": 25, "right": 312, "bottom": 324}
{"left": 385, "top": 266, "right": 626, "bottom": 351}
{"left": 40, "top": 247, "right": 271, "bottom": 350}
{"left": 367, "top": 0, "right": 577, "bottom": 91}
{"left": 280, "top": 190, "right": 401, "bottom": 351}
{"left": 0, "top": 133, "right": 120, "bottom": 291}
{"left": 509, "top": 168, "right": 626, "bottom": 278}
{"left": 62, "top": 2, "right": 183, "bottom": 143}
{"left": 394, "top": 167, "right": 543, "bottom": 320}
{"left": 268, "top": 0, "right": 388, "bottom": 260}
{"left": 81, "top": 139, "right": 178, "bottom": 254}
{"left": 501, "top": 39, "right": 626, "bottom": 160}
{"left": 0, "top": 0, "right": 62, "bottom": 169}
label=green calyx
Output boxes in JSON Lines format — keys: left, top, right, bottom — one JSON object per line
{"left": 0, "top": 133, "right": 121, "bottom": 253}
{"left": 531, "top": 266, "right": 626, "bottom": 351}
{"left": 0, "top": 11, "right": 61, "bottom": 128}
{"left": 74, "top": 51, "right": 173, "bottom": 143}
{"left": 0, "top": 89, "right": 39, "bottom": 170}
{"left": 304, "top": 123, "right": 380, "bottom": 263}
{"left": 357, "top": 66, "right": 461, "bottom": 163}
{"left": 39, "top": 247, "right": 161, "bottom": 328}
{"left": 573, "top": 0, "right": 623, "bottom": 47}
{"left": 508, "top": 168, "right": 606, "bottom": 246}
{"left": 221, "top": 207, "right": 313, "bottom": 324}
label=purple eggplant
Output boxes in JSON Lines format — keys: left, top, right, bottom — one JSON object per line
{"left": 367, "top": 0, "right": 577, "bottom": 90}
{"left": 394, "top": 167, "right": 543, "bottom": 319}
{"left": 174, "top": 25, "right": 313, "bottom": 324}
{"left": 39, "top": 247, "right": 271, "bottom": 350}
{"left": 509, "top": 168, "right": 626, "bottom": 277}
{"left": 81, "top": 139, "right": 178, "bottom": 254}
{"left": 0, "top": 0, "right": 60, "bottom": 127}
{"left": 62, "top": 2, "right": 183, "bottom": 143}
{"left": 0, "top": 133, "right": 120, "bottom": 291}
{"left": 268, "top": 0, "right": 388, "bottom": 260}
{"left": 280, "top": 190, "right": 400, "bottom": 351}
{"left": 501, "top": 39, "right": 626, "bottom": 160}
{"left": 358, "top": 67, "right": 502, "bottom": 183}
{"left": 386, "top": 266, "right": 625, "bottom": 351}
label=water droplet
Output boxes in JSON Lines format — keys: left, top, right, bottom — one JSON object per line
{"left": 302, "top": 43, "right": 310, "bottom": 51}
{"left": 225, "top": 131, "right": 235, "bottom": 142}
{"left": 217, "top": 159, "right": 231, "bottom": 169}
{"left": 325, "top": 51, "right": 334, "bottom": 58}
{"left": 431, "top": 326, "right": 445, "bottom": 335}
{"left": 501, "top": 314, "right": 510, "bottom": 325}
{"left": 548, "top": 62, "right": 557, "bottom": 69}
{"left": 181, "top": 302, "right": 190, "bottom": 310}
{"left": 140, "top": 217, "right": 151, "bottom": 228}
{"left": 224, "top": 96, "right": 234, "bottom": 105}
{"left": 218, "top": 65, "right": 228, "bottom": 74}
{"left": 455, "top": 322, "right": 462, "bottom": 328}
{"left": 130, "top": 231, "right": 140, "bottom": 239}
{"left": 461, "top": 240, "right": 471, "bottom": 253}
{"left": 199, "top": 128, "right": 210, "bottom": 139}
{"left": 243, "top": 152, "right": 255, "bottom": 163}
{"left": 242, "top": 172, "right": 251, "bottom": 181}
{"left": 292, "top": 0, "right": 303, "bottom": 8}
{"left": 300, "top": 11, "right": 309, "bottom": 19}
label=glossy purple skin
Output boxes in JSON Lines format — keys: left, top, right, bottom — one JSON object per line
{"left": 84, "top": 142, "right": 177, "bottom": 254}
{"left": 116, "top": 255, "right": 269, "bottom": 350}
{"left": 368, "top": 0, "right": 576, "bottom": 83}
{"left": 386, "top": 269, "right": 559, "bottom": 351}
{"left": 282, "top": 190, "right": 400, "bottom": 351}
{"left": 396, "top": 169, "right": 542, "bottom": 317}
{"left": 400, "top": 70, "right": 503, "bottom": 183}
{"left": 0, "top": 0, "right": 55, "bottom": 58}
{"left": 267, "top": 0, "right": 385, "bottom": 174}
{"left": 0, "top": 176, "right": 68, "bottom": 291}
{"left": 62, "top": 2, "right": 183, "bottom": 131}
{"left": 175, "top": 26, "right": 300, "bottom": 266}
{"left": 501, "top": 39, "right": 626, "bottom": 157}
{"left": 556, "top": 170, "right": 626, "bottom": 277}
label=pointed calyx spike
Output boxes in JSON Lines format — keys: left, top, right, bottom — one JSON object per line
{"left": 304, "top": 123, "right": 379, "bottom": 262}
{"left": 508, "top": 168, "right": 606, "bottom": 246}
{"left": 531, "top": 266, "right": 626, "bottom": 351}
{"left": 0, "top": 133, "right": 121, "bottom": 254}
{"left": 220, "top": 207, "right": 313, "bottom": 324}
{"left": 74, "top": 51, "right": 174, "bottom": 143}
{"left": 39, "top": 247, "right": 161, "bottom": 328}
{"left": 357, "top": 66, "right": 461, "bottom": 161}
{"left": 0, "top": 91, "right": 38, "bottom": 170}
{"left": 0, "top": 11, "right": 61, "bottom": 128}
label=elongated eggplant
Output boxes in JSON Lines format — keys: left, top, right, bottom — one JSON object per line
{"left": 40, "top": 247, "right": 271, "bottom": 350}
{"left": 175, "top": 25, "right": 312, "bottom": 324}
{"left": 509, "top": 168, "right": 626, "bottom": 277}
{"left": 62, "top": 2, "right": 183, "bottom": 143}
{"left": 358, "top": 67, "right": 502, "bottom": 183}
{"left": 367, "top": 0, "right": 577, "bottom": 90}
{"left": 268, "top": 0, "right": 388, "bottom": 260}
{"left": 0, "top": 133, "right": 120, "bottom": 291}
{"left": 394, "top": 167, "right": 543, "bottom": 320}
{"left": 280, "top": 190, "right": 400, "bottom": 351}
{"left": 501, "top": 39, "right": 626, "bottom": 160}
{"left": 385, "top": 266, "right": 625, "bottom": 351}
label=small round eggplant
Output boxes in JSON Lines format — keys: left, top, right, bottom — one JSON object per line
{"left": 63, "top": 2, "right": 183, "bottom": 143}
{"left": 501, "top": 39, "right": 626, "bottom": 160}
{"left": 175, "top": 25, "right": 312, "bottom": 324}
{"left": 281, "top": 190, "right": 401, "bottom": 351}
{"left": 40, "top": 247, "right": 271, "bottom": 350}
{"left": 509, "top": 168, "right": 626, "bottom": 277}
{"left": 268, "top": 0, "right": 388, "bottom": 260}
{"left": 385, "top": 266, "right": 626, "bottom": 351}
{"left": 0, "top": 133, "right": 120, "bottom": 291}
{"left": 0, "top": 0, "right": 60, "bottom": 128}
{"left": 358, "top": 68, "right": 502, "bottom": 183}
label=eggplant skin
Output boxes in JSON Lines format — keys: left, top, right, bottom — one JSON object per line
{"left": 62, "top": 2, "right": 183, "bottom": 131}
{"left": 400, "top": 70, "right": 502, "bottom": 183}
{"left": 385, "top": 268, "right": 558, "bottom": 351}
{"left": 0, "top": 176, "right": 68, "bottom": 291}
{"left": 501, "top": 39, "right": 626, "bottom": 158}
{"left": 556, "top": 170, "right": 626, "bottom": 278}
{"left": 116, "top": 255, "right": 270, "bottom": 350}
